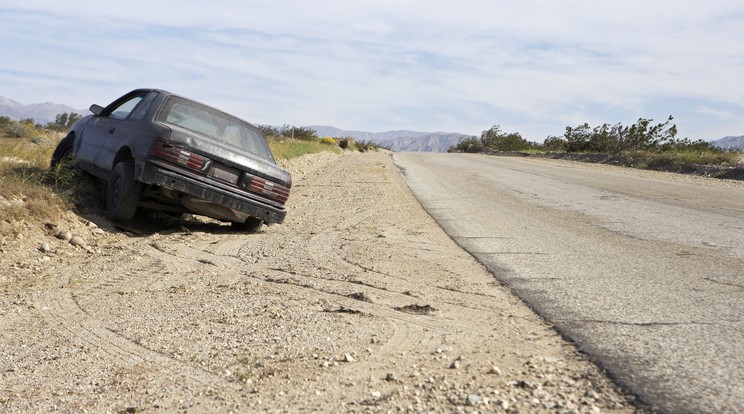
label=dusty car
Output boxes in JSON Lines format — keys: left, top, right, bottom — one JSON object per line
{"left": 50, "top": 88, "right": 291, "bottom": 232}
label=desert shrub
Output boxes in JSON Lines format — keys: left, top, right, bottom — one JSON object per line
{"left": 448, "top": 136, "right": 483, "bottom": 153}
{"left": 480, "top": 125, "right": 532, "bottom": 151}
{"left": 542, "top": 135, "right": 566, "bottom": 151}
{"left": 320, "top": 137, "right": 336, "bottom": 145}
{"left": 279, "top": 125, "right": 318, "bottom": 141}
{"left": 564, "top": 116, "right": 678, "bottom": 154}
{"left": 353, "top": 140, "right": 387, "bottom": 152}
{"left": 339, "top": 138, "right": 349, "bottom": 149}
{"left": 4, "top": 122, "right": 36, "bottom": 139}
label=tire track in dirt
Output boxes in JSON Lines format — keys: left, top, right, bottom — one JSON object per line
{"left": 33, "top": 240, "right": 251, "bottom": 403}
{"left": 37, "top": 271, "right": 237, "bottom": 393}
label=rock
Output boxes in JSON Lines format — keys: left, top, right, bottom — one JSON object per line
{"left": 69, "top": 236, "right": 86, "bottom": 248}
{"left": 449, "top": 360, "right": 460, "bottom": 369}
{"left": 38, "top": 243, "right": 51, "bottom": 253}
{"left": 489, "top": 366, "right": 502, "bottom": 375}
{"left": 344, "top": 354, "right": 354, "bottom": 362}
{"left": 385, "top": 373, "right": 396, "bottom": 382}
{"left": 466, "top": 394, "right": 482, "bottom": 406}
{"left": 56, "top": 230, "right": 72, "bottom": 242}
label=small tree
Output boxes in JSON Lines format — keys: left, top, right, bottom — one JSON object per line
{"left": 47, "top": 112, "right": 81, "bottom": 131}
{"left": 564, "top": 123, "right": 592, "bottom": 152}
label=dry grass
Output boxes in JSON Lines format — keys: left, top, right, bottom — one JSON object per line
{"left": 0, "top": 132, "right": 74, "bottom": 223}
{"left": 267, "top": 137, "right": 341, "bottom": 160}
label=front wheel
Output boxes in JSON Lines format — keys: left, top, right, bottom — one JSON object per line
{"left": 106, "top": 162, "right": 141, "bottom": 221}
{"left": 231, "top": 217, "right": 264, "bottom": 233}
{"left": 50, "top": 133, "right": 75, "bottom": 171}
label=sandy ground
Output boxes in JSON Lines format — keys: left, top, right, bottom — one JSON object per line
{"left": 1, "top": 151, "right": 636, "bottom": 413}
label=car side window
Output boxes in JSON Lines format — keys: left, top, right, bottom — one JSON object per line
{"left": 130, "top": 92, "right": 159, "bottom": 120}
{"left": 109, "top": 96, "right": 144, "bottom": 120}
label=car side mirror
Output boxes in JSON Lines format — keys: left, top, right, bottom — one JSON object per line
{"left": 90, "top": 104, "right": 104, "bottom": 116}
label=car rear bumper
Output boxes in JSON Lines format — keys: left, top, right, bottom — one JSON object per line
{"left": 137, "top": 161, "right": 286, "bottom": 224}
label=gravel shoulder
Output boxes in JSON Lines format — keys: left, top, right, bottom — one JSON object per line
{"left": 1, "top": 151, "right": 635, "bottom": 413}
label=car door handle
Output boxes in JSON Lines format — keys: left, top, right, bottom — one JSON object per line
{"left": 109, "top": 127, "right": 116, "bottom": 134}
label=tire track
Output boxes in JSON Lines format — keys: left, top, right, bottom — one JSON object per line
{"left": 37, "top": 282, "right": 236, "bottom": 391}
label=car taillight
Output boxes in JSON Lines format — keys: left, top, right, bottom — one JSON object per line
{"left": 150, "top": 141, "right": 210, "bottom": 172}
{"left": 245, "top": 175, "right": 290, "bottom": 204}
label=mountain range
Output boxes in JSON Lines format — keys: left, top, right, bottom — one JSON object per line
{"left": 1, "top": 96, "right": 741, "bottom": 152}
{"left": 0, "top": 96, "right": 85, "bottom": 125}
{"left": 712, "top": 135, "right": 744, "bottom": 150}
{"left": 308, "top": 125, "right": 469, "bottom": 152}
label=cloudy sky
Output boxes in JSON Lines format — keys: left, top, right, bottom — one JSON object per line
{"left": 1, "top": 1, "right": 743, "bottom": 140}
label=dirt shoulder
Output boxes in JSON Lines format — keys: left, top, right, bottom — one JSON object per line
{"left": 1, "top": 151, "right": 635, "bottom": 413}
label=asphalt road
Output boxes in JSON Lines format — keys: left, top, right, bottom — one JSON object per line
{"left": 393, "top": 152, "right": 744, "bottom": 414}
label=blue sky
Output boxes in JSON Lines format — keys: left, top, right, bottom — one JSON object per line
{"left": 1, "top": 1, "right": 743, "bottom": 140}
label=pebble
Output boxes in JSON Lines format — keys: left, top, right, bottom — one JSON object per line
{"left": 69, "top": 236, "right": 86, "bottom": 248}
{"left": 38, "top": 243, "right": 51, "bottom": 253}
{"left": 489, "top": 366, "right": 502, "bottom": 375}
{"left": 344, "top": 354, "right": 354, "bottom": 362}
{"left": 55, "top": 230, "right": 72, "bottom": 241}
{"left": 466, "top": 394, "right": 482, "bottom": 406}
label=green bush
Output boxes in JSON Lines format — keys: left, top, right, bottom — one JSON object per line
{"left": 542, "top": 135, "right": 566, "bottom": 151}
{"left": 448, "top": 136, "right": 483, "bottom": 153}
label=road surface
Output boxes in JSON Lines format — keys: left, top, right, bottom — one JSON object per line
{"left": 393, "top": 152, "right": 744, "bottom": 414}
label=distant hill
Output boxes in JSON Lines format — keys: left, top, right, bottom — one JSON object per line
{"left": 309, "top": 125, "right": 469, "bottom": 152}
{"left": 378, "top": 133, "right": 469, "bottom": 152}
{"left": 0, "top": 96, "right": 86, "bottom": 125}
{"left": 711, "top": 135, "right": 744, "bottom": 150}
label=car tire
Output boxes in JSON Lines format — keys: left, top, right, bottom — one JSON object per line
{"left": 231, "top": 217, "right": 264, "bottom": 233}
{"left": 50, "top": 133, "right": 75, "bottom": 171}
{"left": 106, "top": 162, "right": 141, "bottom": 221}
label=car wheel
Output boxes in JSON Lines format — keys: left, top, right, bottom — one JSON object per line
{"left": 106, "top": 162, "right": 141, "bottom": 221}
{"left": 231, "top": 217, "right": 263, "bottom": 233}
{"left": 50, "top": 133, "right": 75, "bottom": 171}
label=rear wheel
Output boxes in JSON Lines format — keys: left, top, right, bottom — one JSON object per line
{"left": 106, "top": 162, "right": 141, "bottom": 221}
{"left": 231, "top": 217, "right": 264, "bottom": 233}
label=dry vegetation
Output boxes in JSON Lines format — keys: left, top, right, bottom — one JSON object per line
{"left": 0, "top": 130, "right": 71, "bottom": 224}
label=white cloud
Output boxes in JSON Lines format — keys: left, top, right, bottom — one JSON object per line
{"left": 1, "top": 0, "right": 744, "bottom": 139}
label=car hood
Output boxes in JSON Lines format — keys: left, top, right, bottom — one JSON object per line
{"left": 166, "top": 125, "right": 292, "bottom": 187}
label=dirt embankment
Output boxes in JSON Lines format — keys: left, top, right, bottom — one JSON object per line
{"left": 1, "top": 151, "right": 635, "bottom": 413}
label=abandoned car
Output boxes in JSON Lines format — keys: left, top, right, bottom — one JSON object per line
{"left": 51, "top": 88, "right": 291, "bottom": 232}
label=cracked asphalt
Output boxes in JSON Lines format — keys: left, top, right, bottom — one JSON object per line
{"left": 394, "top": 152, "right": 744, "bottom": 414}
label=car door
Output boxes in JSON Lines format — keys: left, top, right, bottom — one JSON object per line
{"left": 77, "top": 93, "right": 146, "bottom": 172}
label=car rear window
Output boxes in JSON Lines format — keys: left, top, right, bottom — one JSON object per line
{"left": 156, "top": 96, "right": 274, "bottom": 161}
